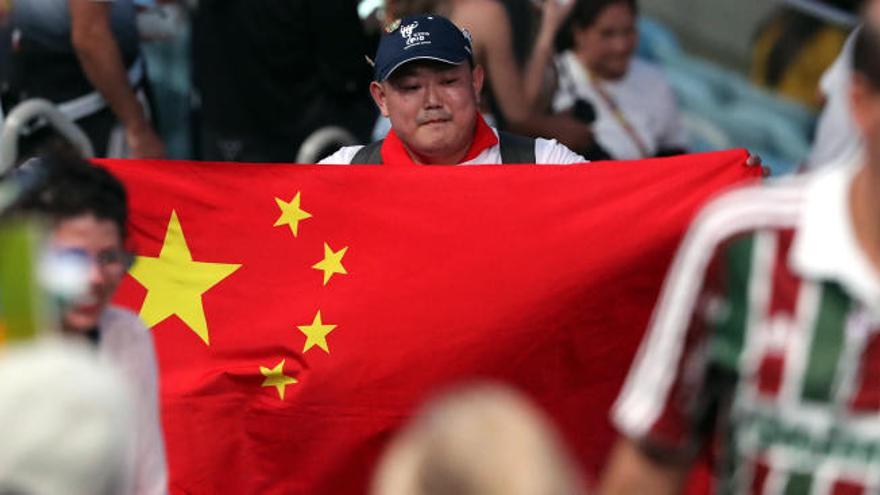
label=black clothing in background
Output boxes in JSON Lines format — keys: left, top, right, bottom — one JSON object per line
{"left": 192, "top": 0, "right": 377, "bottom": 162}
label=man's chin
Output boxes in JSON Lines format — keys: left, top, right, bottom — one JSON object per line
{"left": 62, "top": 305, "right": 104, "bottom": 333}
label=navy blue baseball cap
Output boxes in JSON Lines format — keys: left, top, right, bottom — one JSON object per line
{"left": 374, "top": 15, "right": 474, "bottom": 81}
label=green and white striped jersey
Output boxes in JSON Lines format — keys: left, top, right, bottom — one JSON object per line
{"left": 614, "top": 163, "right": 880, "bottom": 494}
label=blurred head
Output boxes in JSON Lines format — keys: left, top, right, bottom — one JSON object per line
{"left": 19, "top": 153, "right": 129, "bottom": 334}
{"left": 372, "top": 382, "right": 585, "bottom": 495}
{"left": 370, "top": 15, "right": 483, "bottom": 164}
{"left": 568, "top": 0, "right": 638, "bottom": 80}
{"left": 0, "top": 341, "right": 134, "bottom": 495}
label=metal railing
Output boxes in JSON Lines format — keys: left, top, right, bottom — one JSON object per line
{"left": 296, "top": 126, "right": 358, "bottom": 164}
{"left": 0, "top": 98, "right": 94, "bottom": 176}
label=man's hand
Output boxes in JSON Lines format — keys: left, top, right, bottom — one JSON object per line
{"left": 746, "top": 153, "right": 770, "bottom": 177}
{"left": 126, "top": 125, "right": 166, "bottom": 159}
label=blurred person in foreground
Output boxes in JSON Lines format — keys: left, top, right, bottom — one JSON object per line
{"left": 16, "top": 153, "right": 168, "bottom": 494}
{"left": 600, "top": 21, "right": 880, "bottom": 494}
{"left": 550, "top": 0, "right": 688, "bottom": 160}
{"left": 372, "top": 382, "right": 585, "bottom": 495}
{"left": 0, "top": 341, "right": 135, "bottom": 495}
{"left": 5, "top": 0, "right": 164, "bottom": 158}
{"left": 319, "top": 14, "right": 587, "bottom": 165}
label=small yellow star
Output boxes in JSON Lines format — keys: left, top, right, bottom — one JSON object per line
{"left": 274, "top": 192, "right": 312, "bottom": 237}
{"left": 297, "top": 310, "right": 337, "bottom": 353}
{"left": 312, "top": 242, "right": 348, "bottom": 286}
{"left": 260, "top": 359, "right": 298, "bottom": 400}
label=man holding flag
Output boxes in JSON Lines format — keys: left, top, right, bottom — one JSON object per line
{"left": 319, "top": 14, "right": 586, "bottom": 165}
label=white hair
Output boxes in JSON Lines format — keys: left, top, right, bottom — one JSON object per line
{"left": 372, "top": 382, "right": 586, "bottom": 495}
{"left": 0, "top": 341, "right": 135, "bottom": 495}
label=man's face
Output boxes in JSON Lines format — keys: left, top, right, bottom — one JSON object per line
{"left": 370, "top": 61, "right": 484, "bottom": 164}
{"left": 52, "top": 214, "right": 127, "bottom": 333}
{"left": 573, "top": 2, "right": 638, "bottom": 80}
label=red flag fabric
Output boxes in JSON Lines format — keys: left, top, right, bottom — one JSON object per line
{"left": 99, "top": 151, "right": 759, "bottom": 494}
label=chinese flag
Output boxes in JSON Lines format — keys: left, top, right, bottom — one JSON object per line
{"left": 100, "top": 150, "right": 758, "bottom": 494}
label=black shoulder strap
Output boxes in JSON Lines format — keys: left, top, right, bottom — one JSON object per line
{"left": 498, "top": 131, "right": 536, "bottom": 164}
{"left": 350, "top": 140, "right": 384, "bottom": 164}
{"left": 351, "top": 133, "right": 535, "bottom": 164}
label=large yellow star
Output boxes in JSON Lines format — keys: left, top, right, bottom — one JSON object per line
{"left": 312, "top": 242, "right": 348, "bottom": 286}
{"left": 128, "top": 211, "right": 241, "bottom": 346}
{"left": 273, "top": 192, "right": 311, "bottom": 237}
{"left": 297, "top": 310, "right": 337, "bottom": 353}
{"left": 260, "top": 359, "right": 298, "bottom": 400}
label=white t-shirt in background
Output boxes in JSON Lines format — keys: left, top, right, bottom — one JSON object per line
{"left": 553, "top": 52, "right": 688, "bottom": 161}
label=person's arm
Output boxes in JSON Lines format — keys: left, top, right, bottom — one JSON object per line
{"left": 523, "top": 0, "right": 574, "bottom": 110}
{"left": 598, "top": 185, "right": 760, "bottom": 495}
{"left": 454, "top": 0, "right": 532, "bottom": 125}
{"left": 599, "top": 438, "right": 686, "bottom": 495}
{"left": 454, "top": 0, "right": 594, "bottom": 150}
{"left": 69, "top": 0, "right": 165, "bottom": 158}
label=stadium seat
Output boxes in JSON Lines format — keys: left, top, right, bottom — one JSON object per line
{"left": 680, "top": 112, "right": 731, "bottom": 153}
{"left": 662, "top": 66, "right": 721, "bottom": 115}
{"left": 637, "top": 17, "right": 682, "bottom": 63}
{"left": 711, "top": 104, "right": 809, "bottom": 169}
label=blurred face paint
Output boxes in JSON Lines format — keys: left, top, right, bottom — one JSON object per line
{"left": 51, "top": 214, "right": 127, "bottom": 333}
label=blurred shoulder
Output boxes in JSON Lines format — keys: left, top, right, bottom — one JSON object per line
{"left": 102, "top": 306, "right": 149, "bottom": 336}
{"left": 452, "top": 0, "right": 509, "bottom": 36}
{"left": 453, "top": 0, "right": 507, "bottom": 19}
{"left": 687, "top": 174, "right": 811, "bottom": 244}
{"left": 534, "top": 138, "right": 587, "bottom": 164}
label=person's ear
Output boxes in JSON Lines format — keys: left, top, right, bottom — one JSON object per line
{"left": 370, "top": 81, "right": 391, "bottom": 117}
{"left": 471, "top": 65, "right": 485, "bottom": 101}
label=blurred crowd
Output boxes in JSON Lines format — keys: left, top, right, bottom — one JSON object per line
{"left": 0, "top": 0, "right": 864, "bottom": 170}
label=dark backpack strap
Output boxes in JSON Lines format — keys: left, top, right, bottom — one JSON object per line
{"left": 350, "top": 140, "right": 384, "bottom": 164}
{"left": 498, "top": 131, "right": 536, "bottom": 164}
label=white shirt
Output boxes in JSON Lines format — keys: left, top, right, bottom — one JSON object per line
{"left": 552, "top": 52, "right": 688, "bottom": 161}
{"left": 319, "top": 127, "right": 587, "bottom": 165}
{"left": 805, "top": 27, "right": 864, "bottom": 170}
{"left": 99, "top": 306, "right": 169, "bottom": 495}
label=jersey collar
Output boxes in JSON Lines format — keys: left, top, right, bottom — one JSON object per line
{"left": 380, "top": 114, "right": 498, "bottom": 165}
{"left": 790, "top": 160, "right": 880, "bottom": 312}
